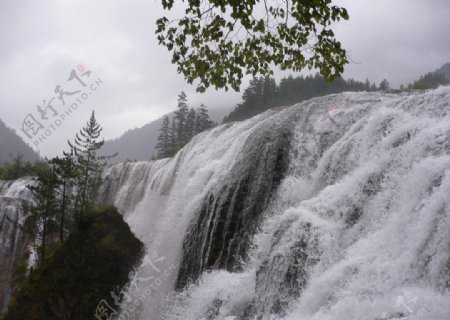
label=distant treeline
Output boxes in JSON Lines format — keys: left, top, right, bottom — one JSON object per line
{"left": 223, "top": 74, "right": 386, "bottom": 122}
{"left": 402, "top": 70, "right": 449, "bottom": 90}
{"left": 223, "top": 64, "right": 450, "bottom": 123}
{"left": 155, "top": 91, "right": 216, "bottom": 159}
{"left": 0, "top": 153, "right": 47, "bottom": 180}
{"left": 153, "top": 63, "right": 450, "bottom": 159}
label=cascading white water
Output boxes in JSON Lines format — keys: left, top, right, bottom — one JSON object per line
{"left": 0, "top": 178, "right": 33, "bottom": 315}
{"left": 1, "top": 87, "right": 449, "bottom": 320}
{"left": 98, "top": 105, "right": 295, "bottom": 319}
{"left": 96, "top": 87, "right": 450, "bottom": 320}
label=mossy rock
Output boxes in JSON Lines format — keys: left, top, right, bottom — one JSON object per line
{"left": 4, "top": 205, "right": 144, "bottom": 320}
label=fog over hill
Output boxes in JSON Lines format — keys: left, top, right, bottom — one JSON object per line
{"left": 100, "top": 106, "right": 231, "bottom": 162}
{"left": 101, "top": 62, "right": 450, "bottom": 163}
{"left": 435, "top": 62, "right": 450, "bottom": 79}
{"left": 0, "top": 119, "right": 40, "bottom": 165}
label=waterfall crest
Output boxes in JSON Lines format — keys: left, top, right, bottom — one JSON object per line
{"left": 1, "top": 87, "right": 449, "bottom": 320}
{"left": 101, "top": 88, "right": 450, "bottom": 320}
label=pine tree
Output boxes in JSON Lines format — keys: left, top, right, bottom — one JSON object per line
{"left": 174, "top": 91, "right": 189, "bottom": 145}
{"left": 47, "top": 150, "right": 76, "bottom": 242}
{"left": 69, "top": 111, "right": 113, "bottom": 219}
{"left": 379, "top": 79, "right": 390, "bottom": 90}
{"left": 168, "top": 117, "right": 177, "bottom": 156}
{"left": 195, "top": 107, "right": 203, "bottom": 134}
{"left": 262, "top": 76, "right": 278, "bottom": 111}
{"left": 156, "top": 99, "right": 217, "bottom": 159}
{"left": 196, "top": 104, "right": 214, "bottom": 133}
{"left": 156, "top": 116, "right": 171, "bottom": 158}
{"left": 27, "top": 165, "right": 59, "bottom": 266}
{"left": 185, "top": 108, "right": 197, "bottom": 141}
{"left": 364, "top": 78, "right": 371, "bottom": 91}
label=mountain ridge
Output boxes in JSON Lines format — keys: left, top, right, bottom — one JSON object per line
{"left": 435, "top": 62, "right": 450, "bottom": 79}
{"left": 0, "top": 119, "right": 40, "bottom": 165}
{"left": 100, "top": 106, "right": 231, "bottom": 163}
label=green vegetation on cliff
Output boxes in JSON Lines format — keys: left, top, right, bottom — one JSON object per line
{"left": 0, "top": 153, "right": 47, "bottom": 180}
{"left": 4, "top": 205, "right": 144, "bottom": 320}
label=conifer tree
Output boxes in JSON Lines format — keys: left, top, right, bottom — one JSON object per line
{"left": 364, "top": 79, "right": 371, "bottom": 91}
{"left": 194, "top": 108, "right": 202, "bottom": 134}
{"left": 168, "top": 117, "right": 177, "bottom": 156}
{"left": 156, "top": 97, "right": 216, "bottom": 159}
{"left": 185, "top": 108, "right": 197, "bottom": 141}
{"left": 196, "top": 104, "right": 214, "bottom": 134}
{"left": 47, "top": 150, "right": 76, "bottom": 242}
{"left": 68, "top": 111, "right": 113, "bottom": 219}
{"left": 262, "top": 76, "right": 278, "bottom": 110}
{"left": 379, "top": 79, "right": 390, "bottom": 90}
{"left": 156, "top": 116, "right": 171, "bottom": 158}
{"left": 174, "top": 91, "right": 189, "bottom": 145}
{"left": 27, "top": 165, "right": 59, "bottom": 266}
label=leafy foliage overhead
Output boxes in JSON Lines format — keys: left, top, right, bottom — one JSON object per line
{"left": 156, "top": 0, "right": 349, "bottom": 92}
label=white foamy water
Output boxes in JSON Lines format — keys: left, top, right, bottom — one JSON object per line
{"left": 0, "top": 178, "right": 33, "bottom": 315}
{"left": 109, "top": 88, "right": 449, "bottom": 320}
{"left": 2, "top": 87, "right": 450, "bottom": 320}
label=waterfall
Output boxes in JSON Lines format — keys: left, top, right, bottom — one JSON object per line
{"left": 98, "top": 105, "right": 297, "bottom": 318}
{"left": 1, "top": 87, "right": 449, "bottom": 319}
{"left": 98, "top": 87, "right": 450, "bottom": 320}
{"left": 0, "top": 178, "right": 33, "bottom": 316}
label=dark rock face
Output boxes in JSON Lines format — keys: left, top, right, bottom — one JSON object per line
{"left": 176, "top": 122, "right": 293, "bottom": 289}
{"left": 245, "top": 222, "right": 319, "bottom": 319}
{"left": 3, "top": 206, "right": 144, "bottom": 320}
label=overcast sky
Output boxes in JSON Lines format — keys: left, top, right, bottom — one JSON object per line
{"left": 1, "top": 0, "right": 449, "bottom": 157}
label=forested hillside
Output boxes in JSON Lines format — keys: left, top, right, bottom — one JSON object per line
{"left": 223, "top": 74, "right": 381, "bottom": 122}
{"left": 100, "top": 106, "right": 230, "bottom": 162}
{"left": 224, "top": 62, "right": 450, "bottom": 123}
{"left": 403, "top": 62, "right": 450, "bottom": 90}
{"left": 436, "top": 62, "right": 450, "bottom": 79}
{"left": 0, "top": 119, "right": 40, "bottom": 165}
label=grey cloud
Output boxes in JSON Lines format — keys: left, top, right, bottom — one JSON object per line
{"left": 0, "top": 0, "right": 449, "bottom": 156}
